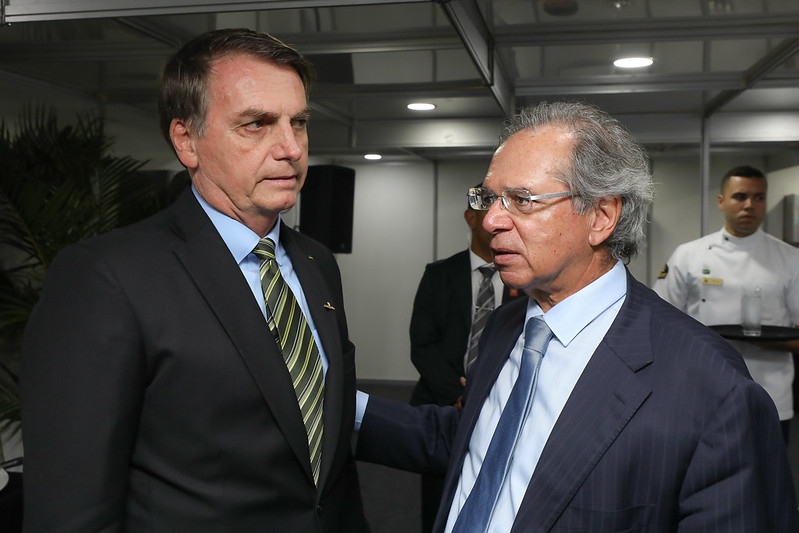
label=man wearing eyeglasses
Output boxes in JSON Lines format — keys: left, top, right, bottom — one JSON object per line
{"left": 355, "top": 101, "right": 796, "bottom": 532}
{"left": 409, "top": 183, "right": 521, "bottom": 533}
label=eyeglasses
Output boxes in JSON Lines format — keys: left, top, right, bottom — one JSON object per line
{"left": 468, "top": 187, "right": 574, "bottom": 215}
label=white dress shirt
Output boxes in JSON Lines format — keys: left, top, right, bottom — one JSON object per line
{"left": 469, "top": 250, "right": 503, "bottom": 310}
{"left": 444, "top": 261, "right": 627, "bottom": 533}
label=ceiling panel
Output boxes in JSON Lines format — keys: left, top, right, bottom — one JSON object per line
{"left": 0, "top": 0, "right": 797, "bottom": 164}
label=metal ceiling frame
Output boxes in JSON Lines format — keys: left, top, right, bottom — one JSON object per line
{"left": 116, "top": 17, "right": 197, "bottom": 48}
{"left": 2, "top": 0, "right": 515, "bottom": 114}
{"left": 516, "top": 72, "right": 786, "bottom": 97}
{"left": 0, "top": 28, "right": 465, "bottom": 61}
{"left": 1, "top": 0, "right": 428, "bottom": 24}
{"left": 438, "top": 0, "right": 514, "bottom": 116}
{"left": 2, "top": 0, "right": 797, "bottom": 163}
{"left": 8, "top": 12, "right": 790, "bottom": 54}
{"left": 704, "top": 37, "right": 799, "bottom": 117}
{"left": 495, "top": 14, "right": 799, "bottom": 46}
{"left": 2, "top": 35, "right": 795, "bottom": 98}
{"left": 3, "top": 3, "right": 796, "bottom": 103}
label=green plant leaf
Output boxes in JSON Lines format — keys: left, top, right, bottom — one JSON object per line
{"left": 0, "top": 104, "right": 179, "bottom": 431}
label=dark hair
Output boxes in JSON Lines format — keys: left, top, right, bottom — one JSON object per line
{"left": 720, "top": 165, "right": 766, "bottom": 193}
{"left": 157, "top": 28, "right": 314, "bottom": 145}
{"left": 499, "top": 101, "right": 655, "bottom": 262}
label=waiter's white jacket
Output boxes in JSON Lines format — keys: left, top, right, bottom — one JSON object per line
{"left": 654, "top": 227, "right": 799, "bottom": 420}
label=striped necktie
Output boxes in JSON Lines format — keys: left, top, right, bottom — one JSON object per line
{"left": 452, "top": 316, "right": 553, "bottom": 533}
{"left": 465, "top": 265, "right": 496, "bottom": 372}
{"left": 253, "top": 237, "right": 324, "bottom": 484}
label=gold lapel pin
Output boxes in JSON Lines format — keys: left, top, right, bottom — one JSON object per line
{"left": 323, "top": 302, "right": 336, "bottom": 310}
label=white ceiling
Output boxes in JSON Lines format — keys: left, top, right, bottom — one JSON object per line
{"left": 1, "top": 0, "right": 798, "bottom": 164}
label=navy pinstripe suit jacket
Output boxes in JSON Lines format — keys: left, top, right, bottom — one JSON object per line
{"left": 358, "top": 269, "right": 798, "bottom": 532}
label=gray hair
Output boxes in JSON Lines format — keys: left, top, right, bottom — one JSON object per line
{"left": 499, "top": 101, "right": 654, "bottom": 262}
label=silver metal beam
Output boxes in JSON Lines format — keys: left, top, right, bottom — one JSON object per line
{"left": 93, "top": 70, "right": 799, "bottom": 106}
{"left": 311, "top": 79, "right": 488, "bottom": 99}
{"left": 438, "top": 0, "right": 514, "bottom": 116}
{"left": 99, "top": 79, "right": 493, "bottom": 107}
{"left": 305, "top": 111, "right": 799, "bottom": 155}
{"left": 704, "top": 37, "right": 799, "bottom": 117}
{"left": 2, "top": 0, "right": 429, "bottom": 23}
{"left": 116, "top": 17, "right": 198, "bottom": 48}
{"left": 63, "top": 15, "right": 799, "bottom": 57}
{"left": 279, "top": 28, "right": 462, "bottom": 55}
{"left": 494, "top": 14, "right": 799, "bottom": 47}
{"left": 516, "top": 72, "right": 799, "bottom": 97}
{"left": 0, "top": 29, "right": 462, "bottom": 61}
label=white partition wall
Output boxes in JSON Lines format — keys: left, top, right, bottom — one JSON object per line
{"left": 330, "top": 158, "right": 492, "bottom": 381}
{"left": 433, "top": 160, "right": 492, "bottom": 260}
{"left": 331, "top": 161, "right": 435, "bottom": 381}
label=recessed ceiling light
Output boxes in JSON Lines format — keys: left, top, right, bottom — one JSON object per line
{"left": 614, "top": 57, "right": 654, "bottom": 69}
{"left": 407, "top": 102, "right": 436, "bottom": 111}
{"left": 364, "top": 153, "right": 382, "bottom": 160}
{"left": 609, "top": 0, "right": 632, "bottom": 8}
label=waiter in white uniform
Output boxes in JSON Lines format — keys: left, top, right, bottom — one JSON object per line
{"left": 654, "top": 165, "right": 799, "bottom": 442}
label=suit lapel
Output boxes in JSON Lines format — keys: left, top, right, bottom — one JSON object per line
{"left": 435, "top": 298, "right": 528, "bottom": 529}
{"left": 460, "top": 297, "right": 528, "bottom": 437}
{"left": 280, "top": 225, "right": 345, "bottom": 488}
{"left": 511, "top": 272, "right": 654, "bottom": 532}
{"left": 169, "top": 192, "right": 314, "bottom": 481}
{"left": 455, "top": 251, "right": 473, "bottom": 327}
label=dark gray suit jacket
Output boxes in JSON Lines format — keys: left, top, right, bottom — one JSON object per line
{"left": 409, "top": 250, "right": 520, "bottom": 406}
{"left": 359, "top": 270, "right": 797, "bottom": 532}
{"left": 21, "top": 189, "right": 368, "bottom": 532}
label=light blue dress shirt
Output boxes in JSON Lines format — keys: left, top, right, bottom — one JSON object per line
{"left": 192, "top": 187, "right": 328, "bottom": 374}
{"left": 443, "top": 261, "right": 627, "bottom": 533}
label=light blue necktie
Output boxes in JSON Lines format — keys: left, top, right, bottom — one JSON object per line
{"left": 451, "top": 316, "right": 553, "bottom": 533}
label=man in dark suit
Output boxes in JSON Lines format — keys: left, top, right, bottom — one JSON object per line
{"left": 356, "top": 101, "right": 797, "bottom": 531}
{"left": 409, "top": 188, "right": 519, "bottom": 532}
{"left": 21, "top": 29, "right": 368, "bottom": 532}
{"left": 410, "top": 187, "right": 521, "bottom": 408}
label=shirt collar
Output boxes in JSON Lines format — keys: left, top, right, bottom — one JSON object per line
{"left": 469, "top": 249, "right": 493, "bottom": 272}
{"left": 192, "top": 185, "right": 281, "bottom": 264}
{"left": 526, "top": 261, "right": 627, "bottom": 346}
{"left": 719, "top": 226, "right": 763, "bottom": 246}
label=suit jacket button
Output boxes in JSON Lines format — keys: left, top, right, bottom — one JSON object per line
{"left": 316, "top": 504, "right": 323, "bottom": 515}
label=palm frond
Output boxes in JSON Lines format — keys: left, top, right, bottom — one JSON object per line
{"left": 0, "top": 105, "right": 177, "bottom": 429}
